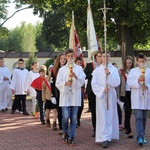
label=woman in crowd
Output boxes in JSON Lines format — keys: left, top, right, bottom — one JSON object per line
{"left": 51, "top": 53, "right": 66, "bottom": 134}
{"left": 119, "top": 56, "right": 134, "bottom": 138}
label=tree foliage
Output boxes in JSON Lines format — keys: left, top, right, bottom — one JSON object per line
{"left": 25, "top": 52, "right": 37, "bottom": 71}
{"left": 1, "top": 0, "right": 150, "bottom": 60}
{"left": 42, "top": 2, "right": 69, "bottom": 50}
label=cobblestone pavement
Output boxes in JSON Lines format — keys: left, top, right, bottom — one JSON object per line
{"left": 0, "top": 101, "right": 150, "bottom": 150}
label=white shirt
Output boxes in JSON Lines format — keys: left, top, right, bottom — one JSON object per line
{"left": 25, "top": 70, "right": 39, "bottom": 97}
{"left": 10, "top": 68, "right": 28, "bottom": 95}
{"left": 127, "top": 67, "right": 150, "bottom": 110}
{"left": 56, "top": 63, "right": 86, "bottom": 107}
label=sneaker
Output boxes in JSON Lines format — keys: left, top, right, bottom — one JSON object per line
{"left": 41, "top": 121, "right": 46, "bottom": 125}
{"left": 143, "top": 138, "right": 147, "bottom": 144}
{"left": 34, "top": 112, "right": 39, "bottom": 119}
{"left": 23, "top": 111, "right": 29, "bottom": 115}
{"left": 102, "top": 140, "right": 109, "bottom": 148}
{"left": 62, "top": 133, "right": 68, "bottom": 144}
{"left": 138, "top": 137, "right": 143, "bottom": 146}
{"left": 68, "top": 138, "right": 76, "bottom": 146}
{"left": 1, "top": 109, "right": 6, "bottom": 112}
{"left": 31, "top": 112, "right": 35, "bottom": 116}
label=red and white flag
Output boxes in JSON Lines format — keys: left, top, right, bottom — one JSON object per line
{"left": 69, "top": 11, "right": 84, "bottom": 67}
{"left": 87, "top": 0, "right": 101, "bottom": 59}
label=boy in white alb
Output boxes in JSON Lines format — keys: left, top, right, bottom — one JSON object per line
{"left": 25, "top": 62, "right": 39, "bottom": 115}
{"left": 127, "top": 53, "right": 150, "bottom": 146}
{"left": 0, "top": 57, "right": 12, "bottom": 111}
{"left": 56, "top": 49, "right": 85, "bottom": 146}
{"left": 10, "top": 58, "right": 29, "bottom": 115}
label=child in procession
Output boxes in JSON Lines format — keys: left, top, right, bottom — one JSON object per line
{"left": 31, "top": 65, "right": 47, "bottom": 125}
{"left": 127, "top": 53, "right": 150, "bottom": 146}
{"left": 56, "top": 48, "right": 85, "bottom": 146}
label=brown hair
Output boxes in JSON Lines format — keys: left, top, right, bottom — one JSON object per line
{"left": 53, "top": 53, "right": 66, "bottom": 75}
{"left": 75, "top": 57, "right": 83, "bottom": 63}
{"left": 65, "top": 48, "right": 74, "bottom": 56}
{"left": 122, "top": 56, "right": 134, "bottom": 73}
{"left": 136, "top": 53, "right": 146, "bottom": 61}
{"left": 94, "top": 51, "right": 102, "bottom": 59}
{"left": 31, "top": 61, "right": 38, "bottom": 66}
{"left": 101, "top": 50, "right": 111, "bottom": 56}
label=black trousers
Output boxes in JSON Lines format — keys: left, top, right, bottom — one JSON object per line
{"left": 57, "top": 106, "right": 62, "bottom": 130}
{"left": 120, "top": 91, "right": 132, "bottom": 133}
{"left": 77, "top": 92, "right": 84, "bottom": 123}
{"left": 36, "top": 91, "right": 45, "bottom": 122}
{"left": 12, "top": 95, "right": 26, "bottom": 112}
{"left": 117, "top": 103, "right": 122, "bottom": 125}
{"left": 87, "top": 94, "right": 96, "bottom": 131}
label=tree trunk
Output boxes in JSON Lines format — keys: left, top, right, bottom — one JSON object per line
{"left": 117, "top": 24, "right": 134, "bottom": 65}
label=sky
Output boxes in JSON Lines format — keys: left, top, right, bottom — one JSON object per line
{"left": 3, "top": 3, "right": 43, "bottom": 29}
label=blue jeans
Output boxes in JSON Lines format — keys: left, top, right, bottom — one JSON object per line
{"left": 134, "top": 109, "right": 148, "bottom": 140}
{"left": 62, "top": 106, "right": 78, "bottom": 139}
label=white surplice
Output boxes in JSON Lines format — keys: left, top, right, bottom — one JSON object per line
{"left": 91, "top": 63, "right": 120, "bottom": 142}
{"left": 10, "top": 68, "right": 28, "bottom": 95}
{"left": 127, "top": 67, "right": 150, "bottom": 110}
{"left": 56, "top": 63, "right": 86, "bottom": 107}
{"left": 0, "top": 66, "right": 12, "bottom": 110}
{"left": 25, "top": 71, "right": 39, "bottom": 97}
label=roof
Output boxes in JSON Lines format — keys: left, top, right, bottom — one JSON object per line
{"left": 0, "top": 50, "right": 150, "bottom": 58}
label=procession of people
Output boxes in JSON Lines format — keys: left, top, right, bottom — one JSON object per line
{"left": 0, "top": 49, "right": 150, "bottom": 148}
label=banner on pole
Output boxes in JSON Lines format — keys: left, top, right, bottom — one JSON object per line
{"left": 69, "top": 11, "right": 84, "bottom": 67}
{"left": 87, "top": 1, "right": 102, "bottom": 60}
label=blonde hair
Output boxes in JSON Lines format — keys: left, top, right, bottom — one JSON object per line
{"left": 39, "top": 65, "right": 47, "bottom": 73}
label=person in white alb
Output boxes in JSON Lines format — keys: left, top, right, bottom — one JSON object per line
{"left": 10, "top": 58, "right": 29, "bottom": 115}
{"left": 25, "top": 61, "right": 39, "bottom": 116}
{"left": 0, "top": 57, "right": 12, "bottom": 112}
{"left": 127, "top": 53, "right": 150, "bottom": 147}
{"left": 56, "top": 49, "right": 85, "bottom": 146}
{"left": 91, "top": 51, "right": 120, "bottom": 148}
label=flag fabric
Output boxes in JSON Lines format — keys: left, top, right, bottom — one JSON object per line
{"left": 87, "top": 0, "right": 101, "bottom": 59}
{"left": 69, "top": 11, "right": 84, "bottom": 67}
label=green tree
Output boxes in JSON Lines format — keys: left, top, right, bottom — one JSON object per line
{"left": 35, "top": 21, "right": 53, "bottom": 51}
{"left": 42, "top": 2, "right": 69, "bottom": 50}
{"left": 19, "top": 22, "right": 37, "bottom": 52}
{"left": 6, "top": 22, "right": 37, "bottom": 52}
{"left": 26, "top": 52, "right": 37, "bottom": 71}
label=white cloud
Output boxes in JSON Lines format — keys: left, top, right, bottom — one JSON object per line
{"left": 3, "top": 3, "right": 43, "bottom": 29}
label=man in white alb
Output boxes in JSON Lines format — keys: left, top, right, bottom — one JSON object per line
{"left": 91, "top": 51, "right": 120, "bottom": 148}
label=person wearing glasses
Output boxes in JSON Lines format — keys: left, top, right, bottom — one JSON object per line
{"left": 10, "top": 58, "right": 29, "bottom": 115}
